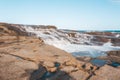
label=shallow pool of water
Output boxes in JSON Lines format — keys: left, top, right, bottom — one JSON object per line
{"left": 90, "top": 59, "right": 108, "bottom": 67}
{"left": 91, "top": 59, "right": 120, "bottom": 67}
{"left": 109, "top": 62, "right": 120, "bottom": 67}
{"left": 72, "top": 51, "right": 107, "bottom": 58}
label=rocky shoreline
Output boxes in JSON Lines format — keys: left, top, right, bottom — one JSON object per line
{"left": 0, "top": 23, "right": 120, "bottom": 80}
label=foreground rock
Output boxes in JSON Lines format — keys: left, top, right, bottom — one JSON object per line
{"left": 90, "top": 65, "right": 120, "bottom": 80}
{"left": 70, "top": 70, "right": 89, "bottom": 80}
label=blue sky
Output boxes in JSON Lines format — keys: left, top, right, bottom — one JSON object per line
{"left": 0, "top": 0, "right": 120, "bottom": 30}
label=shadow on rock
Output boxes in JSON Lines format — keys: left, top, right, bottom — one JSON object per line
{"left": 29, "top": 64, "right": 75, "bottom": 80}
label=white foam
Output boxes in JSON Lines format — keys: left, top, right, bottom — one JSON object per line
{"left": 23, "top": 26, "right": 120, "bottom": 57}
{"left": 103, "top": 42, "right": 113, "bottom": 47}
{"left": 116, "top": 34, "right": 120, "bottom": 38}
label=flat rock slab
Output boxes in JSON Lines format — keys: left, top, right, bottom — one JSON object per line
{"left": 90, "top": 65, "right": 120, "bottom": 80}
{"left": 70, "top": 70, "right": 89, "bottom": 80}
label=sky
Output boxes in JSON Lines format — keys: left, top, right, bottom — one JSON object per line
{"left": 0, "top": 0, "right": 120, "bottom": 30}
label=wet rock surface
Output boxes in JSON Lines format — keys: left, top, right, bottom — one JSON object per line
{"left": 86, "top": 31, "right": 120, "bottom": 46}
{"left": 107, "top": 50, "right": 120, "bottom": 63}
{"left": 97, "top": 50, "right": 120, "bottom": 64}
